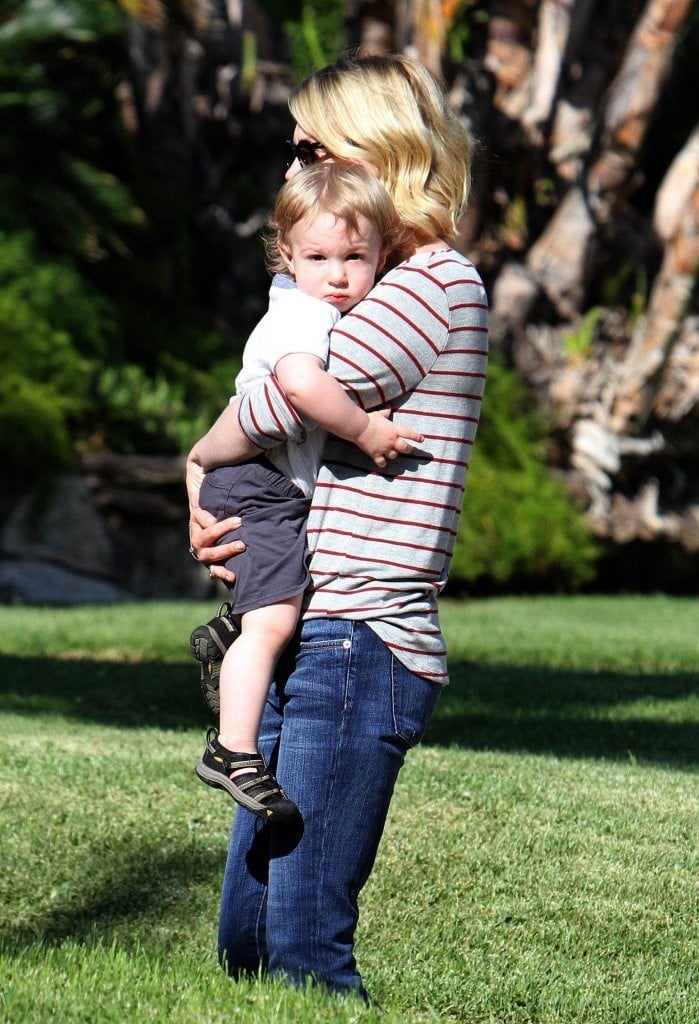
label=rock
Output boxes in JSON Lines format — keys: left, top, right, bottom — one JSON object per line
{"left": 0, "top": 559, "right": 128, "bottom": 605}
{"left": 2, "top": 474, "right": 115, "bottom": 577}
{"left": 0, "top": 456, "right": 217, "bottom": 604}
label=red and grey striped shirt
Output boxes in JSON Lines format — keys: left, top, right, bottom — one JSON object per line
{"left": 237, "top": 248, "right": 488, "bottom": 682}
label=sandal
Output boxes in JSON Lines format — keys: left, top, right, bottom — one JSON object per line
{"left": 189, "top": 602, "right": 240, "bottom": 715}
{"left": 195, "top": 727, "right": 299, "bottom": 822}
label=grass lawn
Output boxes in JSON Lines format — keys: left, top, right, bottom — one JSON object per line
{"left": 0, "top": 595, "right": 697, "bottom": 1023}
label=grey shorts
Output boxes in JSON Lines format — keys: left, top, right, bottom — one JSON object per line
{"left": 199, "top": 457, "right": 311, "bottom": 614}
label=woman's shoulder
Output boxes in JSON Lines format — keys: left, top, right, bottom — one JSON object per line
{"left": 380, "top": 247, "right": 485, "bottom": 298}
{"left": 389, "top": 246, "right": 480, "bottom": 277}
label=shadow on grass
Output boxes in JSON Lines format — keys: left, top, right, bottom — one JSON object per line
{"left": 1, "top": 838, "right": 226, "bottom": 951}
{"left": 427, "top": 660, "right": 698, "bottom": 769}
{"left": 0, "top": 655, "right": 209, "bottom": 729}
{"left": 2, "top": 653, "right": 697, "bottom": 769}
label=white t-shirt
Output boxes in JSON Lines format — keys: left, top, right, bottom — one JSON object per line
{"left": 234, "top": 275, "right": 341, "bottom": 497}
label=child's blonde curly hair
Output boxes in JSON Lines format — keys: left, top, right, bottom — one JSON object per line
{"left": 263, "top": 162, "right": 405, "bottom": 277}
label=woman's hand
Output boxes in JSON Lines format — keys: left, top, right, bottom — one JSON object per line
{"left": 189, "top": 506, "right": 244, "bottom": 586}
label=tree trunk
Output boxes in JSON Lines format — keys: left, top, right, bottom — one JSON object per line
{"left": 474, "top": 0, "right": 698, "bottom": 564}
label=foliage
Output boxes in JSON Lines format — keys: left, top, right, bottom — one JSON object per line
{"left": 0, "top": 231, "right": 102, "bottom": 472}
{"left": 0, "top": 230, "right": 236, "bottom": 470}
{"left": 0, "top": 2, "right": 238, "bottom": 469}
{"left": 0, "top": 374, "right": 73, "bottom": 472}
{"left": 445, "top": 0, "right": 490, "bottom": 64}
{"left": 564, "top": 306, "right": 603, "bottom": 360}
{"left": 452, "top": 359, "right": 599, "bottom": 592}
{"left": 93, "top": 355, "right": 238, "bottom": 455}
{"left": 0, "top": 229, "right": 117, "bottom": 358}
{"left": 259, "top": 0, "right": 345, "bottom": 82}
{"left": 0, "top": 0, "right": 139, "bottom": 262}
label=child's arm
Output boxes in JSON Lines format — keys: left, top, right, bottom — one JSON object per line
{"left": 275, "top": 352, "right": 422, "bottom": 469}
{"left": 188, "top": 398, "right": 262, "bottom": 473}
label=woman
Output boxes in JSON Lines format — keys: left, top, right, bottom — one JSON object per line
{"left": 187, "top": 52, "right": 488, "bottom": 1001}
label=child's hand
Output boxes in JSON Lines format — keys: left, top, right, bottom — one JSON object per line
{"left": 356, "top": 408, "right": 424, "bottom": 468}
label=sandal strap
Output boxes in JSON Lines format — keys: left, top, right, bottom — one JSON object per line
{"left": 207, "top": 731, "right": 288, "bottom": 806}
{"left": 236, "top": 772, "right": 286, "bottom": 802}
{"left": 219, "top": 753, "right": 264, "bottom": 773}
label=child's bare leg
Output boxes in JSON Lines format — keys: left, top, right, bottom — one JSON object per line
{"left": 218, "top": 595, "right": 302, "bottom": 755}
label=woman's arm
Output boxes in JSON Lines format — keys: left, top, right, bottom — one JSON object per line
{"left": 275, "top": 352, "right": 422, "bottom": 468}
{"left": 327, "top": 257, "right": 488, "bottom": 408}
{"left": 189, "top": 399, "right": 262, "bottom": 472}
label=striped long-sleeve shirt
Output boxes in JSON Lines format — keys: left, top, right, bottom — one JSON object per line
{"left": 237, "top": 247, "right": 488, "bottom": 682}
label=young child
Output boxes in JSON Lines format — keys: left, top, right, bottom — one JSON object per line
{"left": 188, "top": 163, "right": 421, "bottom": 821}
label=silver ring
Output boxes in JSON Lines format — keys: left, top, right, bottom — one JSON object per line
{"left": 189, "top": 545, "right": 199, "bottom": 561}
{"left": 209, "top": 571, "right": 216, "bottom": 581}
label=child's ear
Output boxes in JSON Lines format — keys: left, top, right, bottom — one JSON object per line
{"left": 376, "top": 245, "right": 389, "bottom": 276}
{"left": 278, "top": 242, "right": 295, "bottom": 276}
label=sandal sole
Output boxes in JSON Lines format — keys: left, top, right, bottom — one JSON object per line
{"left": 190, "top": 621, "right": 238, "bottom": 662}
{"left": 199, "top": 662, "right": 221, "bottom": 716}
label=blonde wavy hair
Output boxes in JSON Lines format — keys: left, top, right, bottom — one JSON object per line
{"left": 264, "top": 162, "right": 404, "bottom": 276}
{"left": 288, "top": 53, "right": 472, "bottom": 245}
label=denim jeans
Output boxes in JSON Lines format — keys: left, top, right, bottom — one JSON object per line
{"left": 217, "top": 618, "right": 442, "bottom": 999}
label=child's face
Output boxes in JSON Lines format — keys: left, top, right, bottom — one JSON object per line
{"left": 278, "top": 211, "right": 386, "bottom": 314}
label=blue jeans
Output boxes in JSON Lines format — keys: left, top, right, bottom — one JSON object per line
{"left": 217, "top": 618, "right": 442, "bottom": 999}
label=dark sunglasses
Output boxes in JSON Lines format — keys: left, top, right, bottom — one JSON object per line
{"left": 285, "top": 139, "right": 326, "bottom": 169}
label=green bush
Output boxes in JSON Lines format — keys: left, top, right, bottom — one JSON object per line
{"left": 0, "top": 238, "right": 100, "bottom": 475}
{"left": 0, "top": 232, "right": 106, "bottom": 473}
{"left": 0, "top": 373, "right": 73, "bottom": 473}
{"left": 94, "top": 355, "right": 239, "bottom": 456}
{"left": 0, "top": 0, "right": 136, "bottom": 264}
{"left": 0, "top": 230, "right": 236, "bottom": 466}
{"left": 452, "top": 359, "right": 599, "bottom": 592}
{"left": 0, "top": 231, "right": 117, "bottom": 360}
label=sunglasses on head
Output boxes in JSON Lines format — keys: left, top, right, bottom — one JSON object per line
{"left": 285, "top": 139, "right": 326, "bottom": 169}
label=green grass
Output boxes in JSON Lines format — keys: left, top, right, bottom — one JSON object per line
{"left": 1, "top": 596, "right": 697, "bottom": 1023}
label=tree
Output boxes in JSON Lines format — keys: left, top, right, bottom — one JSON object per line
{"left": 463, "top": 0, "right": 698, "bottom": 582}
